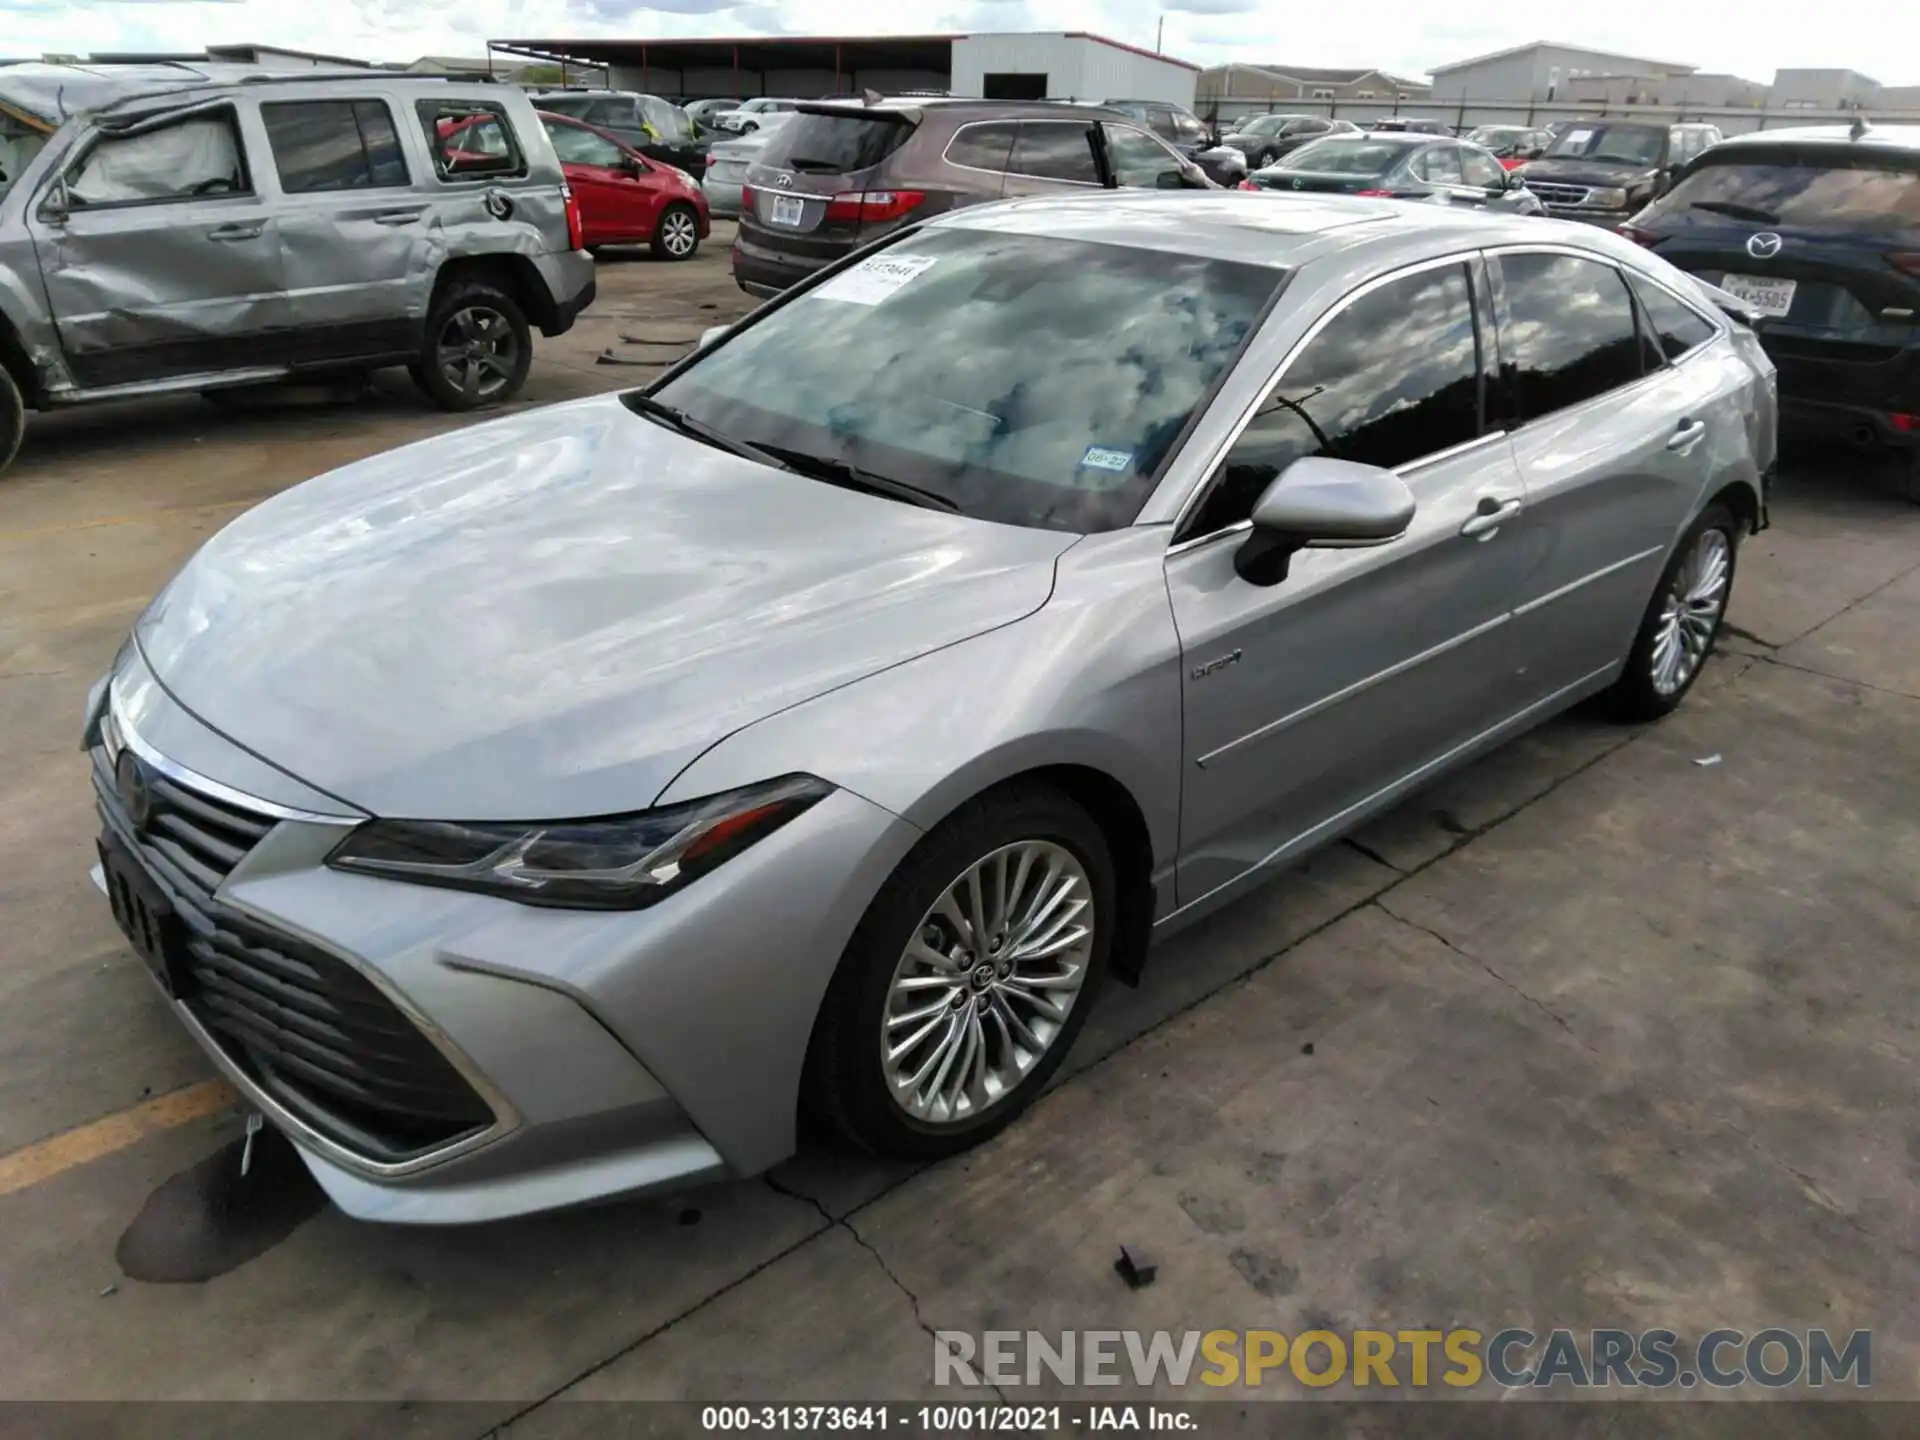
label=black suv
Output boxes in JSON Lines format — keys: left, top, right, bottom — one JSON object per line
{"left": 532, "top": 90, "right": 709, "bottom": 179}
{"left": 1101, "top": 98, "right": 1245, "bottom": 184}
{"left": 1624, "top": 123, "right": 1920, "bottom": 497}
{"left": 1518, "top": 121, "right": 1722, "bottom": 225}
{"left": 1219, "top": 114, "right": 1358, "bottom": 169}
{"left": 733, "top": 100, "right": 1213, "bottom": 298}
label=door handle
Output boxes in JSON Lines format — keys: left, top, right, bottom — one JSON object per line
{"left": 205, "top": 222, "right": 263, "bottom": 241}
{"left": 1460, "top": 496, "right": 1523, "bottom": 539}
{"left": 1667, "top": 419, "right": 1708, "bottom": 455}
{"left": 373, "top": 209, "right": 425, "bottom": 226}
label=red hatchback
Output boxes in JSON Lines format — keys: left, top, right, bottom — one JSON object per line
{"left": 442, "top": 110, "right": 710, "bottom": 260}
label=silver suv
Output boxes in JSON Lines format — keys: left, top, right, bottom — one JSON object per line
{"left": 0, "top": 64, "right": 597, "bottom": 475}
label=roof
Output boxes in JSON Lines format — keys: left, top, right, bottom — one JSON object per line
{"left": 1715, "top": 122, "right": 1920, "bottom": 152}
{"left": 1204, "top": 63, "right": 1429, "bottom": 89}
{"left": 927, "top": 189, "right": 1610, "bottom": 269}
{"left": 1430, "top": 41, "right": 1695, "bottom": 77}
{"left": 489, "top": 30, "right": 1200, "bottom": 78}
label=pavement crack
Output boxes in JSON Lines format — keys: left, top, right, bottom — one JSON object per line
{"left": 1718, "top": 621, "right": 1776, "bottom": 649}
{"left": 1375, "top": 898, "right": 1601, "bottom": 1056}
{"left": 1739, "top": 650, "right": 1919, "bottom": 701}
{"left": 765, "top": 1173, "right": 1011, "bottom": 1404}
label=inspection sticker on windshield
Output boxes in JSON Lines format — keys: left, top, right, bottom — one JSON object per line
{"left": 1079, "top": 445, "right": 1135, "bottom": 473}
{"left": 816, "top": 254, "right": 938, "bottom": 305}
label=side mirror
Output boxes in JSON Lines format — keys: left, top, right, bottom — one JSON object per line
{"left": 39, "top": 180, "right": 70, "bottom": 224}
{"left": 698, "top": 323, "right": 731, "bottom": 349}
{"left": 1234, "top": 456, "right": 1415, "bottom": 586}
{"left": 1506, "top": 168, "right": 1528, "bottom": 189}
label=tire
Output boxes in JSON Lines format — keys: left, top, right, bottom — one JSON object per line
{"left": 0, "top": 363, "right": 25, "bottom": 478}
{"left": 651, "top": 204, "right": 701, "bottom": 262}
{"left": 1602, "top": 502, "right": 1739, "bottom": 722}
{"left": 411, "top": 281, "right": 532, "bottom": 412}
{"left": 804, "top": 784, "right": 1116, "bottom": 1159}
{"left": 1901, "top": 447, "right": 1920, "bottom": 505}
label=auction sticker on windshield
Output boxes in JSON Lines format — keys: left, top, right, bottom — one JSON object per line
{"left": 816, "top": 254, "right": 938, "bottom": 306}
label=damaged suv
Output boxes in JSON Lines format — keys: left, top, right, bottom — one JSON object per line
{"left": 0, "top": 63, "right": 597, "bottom": 476}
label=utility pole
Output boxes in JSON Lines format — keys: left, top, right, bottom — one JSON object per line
{"left": 1156, "top": 16, "right": 1164, "bottom": 53}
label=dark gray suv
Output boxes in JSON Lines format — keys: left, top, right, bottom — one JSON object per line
{"left": 732, "top": 99, "right": 1214, "bottom": 298}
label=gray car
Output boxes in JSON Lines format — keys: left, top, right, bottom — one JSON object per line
{"left": 84, "top": 194, "right": 1774, "bottom": 1223}
{"left": 0, "top": 64, "right": 596, "bottom": 475}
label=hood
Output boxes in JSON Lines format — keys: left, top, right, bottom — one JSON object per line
{"left": 1521, "top": 156, "right": 1660, "bottom": 187}
{"left": 136, "top": 396, "right": 1075, "bottom": 821}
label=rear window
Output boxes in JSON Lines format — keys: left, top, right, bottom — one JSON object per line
{"left": 1545, "top": 123, "right": 1667, "bottom": 166}
{"left": 1639, "top": 152, "right": 1920, "bottom": 231}
{"left": 1283, "top": 139, "right": 1400, "bottom": 175}
{"left": 652, "top": 227, "right": 1283, "bottom": 534}
{"left": 759, "top": 111, "right": 913, "bottom": 174}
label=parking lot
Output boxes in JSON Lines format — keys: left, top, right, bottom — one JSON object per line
{"left": 2, "top": 222, "right": 1918, "bottom": 1423}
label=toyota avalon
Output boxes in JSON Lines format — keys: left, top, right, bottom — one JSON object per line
{"left": 87, "top": 194, "right": 1775, "bottom": 1223}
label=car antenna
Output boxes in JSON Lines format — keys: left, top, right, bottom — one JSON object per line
{"left": 1849, "top": 115, "right": 1869, "bottom": 140}
{"left": 863, "top": 87, "right": 883, "bottom": 106}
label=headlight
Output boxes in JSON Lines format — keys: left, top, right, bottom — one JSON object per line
{"left": 1587, "top": 187, "right": 1629, "bottom": 209}
{"left": 327, "top": 774, "right": 833, "bottom": 910}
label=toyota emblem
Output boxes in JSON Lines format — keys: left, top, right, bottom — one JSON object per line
{"left": 116, "top": 750, "right": 154, "bottom": 832}
{"left": 775, "top": 173, "right": 793, "bottom": 188}
{"left": 1746, "top": 232, "right": 1783, "bottom": 259}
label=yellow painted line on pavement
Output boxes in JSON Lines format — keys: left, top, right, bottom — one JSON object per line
{"left": 0, "top": 1079, "right": 238, "bottom": 1198}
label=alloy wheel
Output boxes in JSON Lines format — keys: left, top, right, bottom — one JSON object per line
{"left": 1650, "top": 526, "right": 1730, "bottom": 695}
{"left": 661, "top": 210, "right": 698, "bottom": 256}
{"left": 880, "top": 841, "right": 1094, "bottom": 1126}
{"left": 435, "top": 306, "right": 519, "bottom": 402}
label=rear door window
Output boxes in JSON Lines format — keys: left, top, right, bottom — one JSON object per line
{"left": 1497, "top": 252, "right": 1645, "bottom": 421}
{"left": 417, "top": 100, "right": 525, "bottom": 179}
{"left": 1629, "top": 274, "right": 1718, "bottom": 363}
{"left": 1009, "top": 121, "right": 1100, "bottom": 184}
{"left": 1417, "top": 146, "right": 1463, "bottom": 184}
{"left": 546, "top": 121, "right": 627, "bottom": 168}
{"left": 263, "top": 100, "right": 408, "bottom": 193}
{"left": 945, "top": 121, "right": 1018, "bottom": 173}
{"left": 1638, "top": 153, "right": 1920, "bottom": 231}
{"left": 1459, "top": 147, "right": 1505, "bottom": 190}
{"left": 1101, "top": 123, "right": 1183, "bottom": 188}
{"left": 761, "top": 112, "right": 913, "bottom": 174}
{"left": 1172, "top": 110, "right": 1208, "bottom": 146}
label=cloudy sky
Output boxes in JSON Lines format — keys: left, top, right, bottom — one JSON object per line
{"left": 5, "top": 0, "right": 1914, "bottom": 85}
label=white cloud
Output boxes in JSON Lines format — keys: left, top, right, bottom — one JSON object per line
{"left": 0, "top": 0, "right": 1913, "bottom": 86}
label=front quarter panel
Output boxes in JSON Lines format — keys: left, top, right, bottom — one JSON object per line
{"left": 658, "top": 526, "right": 1186, "bottom": 913}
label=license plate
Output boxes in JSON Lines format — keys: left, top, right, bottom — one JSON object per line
{"left": 769, "top": 193, "right": 805, "bottom": 228}
{"left": 97, "top": 838, "right": 189, "bottom": 998}
{"left": 1718, "top": 273, "right": 1796, "bottom": 319}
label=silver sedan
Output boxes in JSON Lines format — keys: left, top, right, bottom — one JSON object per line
{"left": 86, "top": 195, "right": 1774, "bottom": 1222}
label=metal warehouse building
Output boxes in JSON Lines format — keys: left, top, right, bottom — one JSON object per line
{"left": 486, "top": 31, "right": 1198, "bottom": 106}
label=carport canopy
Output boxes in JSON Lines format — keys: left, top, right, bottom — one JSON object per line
{"left": 487, "top": 34, "right": 959, "bottom": 101}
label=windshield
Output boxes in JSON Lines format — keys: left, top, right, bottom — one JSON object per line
{"left": 1545, "top": 123, "right": 1666, "bottom": 166}
{"left": 1240, "top": 115, "right": 1292, "bottom": 136}
{"left": 1639, "top": 153, "right": 1920, "bottom": 231}
{"left": 650, "top": 228, "right": 1282, "bottom": 533}
{"left": 1280, "top": 139, "right": 1400, "bottom": 176}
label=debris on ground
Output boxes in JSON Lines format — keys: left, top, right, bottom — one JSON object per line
{"left": 1114, "top": 1245, "right": 1157, "bottom": 1289}
{"left": 1693, "top": 754, "right": 1723, "bottom": 767}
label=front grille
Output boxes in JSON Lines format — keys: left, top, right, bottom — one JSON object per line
{"left": 1526, "top": 181, "right": 1592, "bottom": 207}
{"left": 93, "top": 743, "right": 494, "bottom": 1164}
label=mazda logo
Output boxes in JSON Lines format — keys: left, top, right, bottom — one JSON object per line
{"left": 116, "top": 750, "right": 154, "bottom": 832}
{"left": 1746, "top": 232, "right": 1783, "bottom": 259}
{"left": 1291, "top": 178, "right": 1303, "bottom": 190}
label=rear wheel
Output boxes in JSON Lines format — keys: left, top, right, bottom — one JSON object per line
{"left": 805, "top": 786, "right": 1114, "bottom": 1159}
{"left": 411, "top": 282, "right": 532, "bottom": 412}
{"left": 0, "top": 363, "right": 24, "bottom": 478}
{"left": 1602, "top": 502, "right": 1739, "bottom": 721}
{"left": 651, "top": 204, "right": 701, "bottom": 261}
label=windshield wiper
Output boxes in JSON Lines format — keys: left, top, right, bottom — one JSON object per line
{"left": 752, "top": 442, "right": 960, "bottom": 512}
{"left": 624, "top": 393, "right": 791, "bottom": 469}
{"left": 1690, "top": 199, "right": 1780, "bottom": 223}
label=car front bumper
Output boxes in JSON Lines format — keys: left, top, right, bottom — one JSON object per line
{"left": 87, "top": 656, "right": 920, "bottom": 1223}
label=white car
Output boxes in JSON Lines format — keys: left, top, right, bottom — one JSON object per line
{"left": 702, "top": 113, "right": 793, "bottom": 218}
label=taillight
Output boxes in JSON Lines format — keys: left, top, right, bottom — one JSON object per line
{"left": 1890, "top": 412, "right": 1919, "bottom": 433}
{"left": 1236, "top": 179, "right": 1259, "bottom": 191}
{"left": 1618, "top": 223, "right": 1657, "bottom": 247}
{"left": 1887, "top": 252, "right": 1920, "bottom": 277}
{"left": 562, "top": 181, "right": 584, "bottom": 251}
{"left": 824, "top": 190, "right": 926, "bottom": 223}
{"left": 1355, "top": 189, "right": 1392, "bottom": 197}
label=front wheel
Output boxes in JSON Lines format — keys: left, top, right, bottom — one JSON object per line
{"left": 1602, "top": 502, "right": 1739, "bottom": 721}
{"left": 411, "top": 282, "right": 532, "bottom": 412}
{"left": 804, "top": 786, "right": 1114, "bottom": 1159}
{"left": 651, "top": 203, "right": 701, "bottom": 262}
{"left": 0, "top": 363, "right": 24, "bottom": 478}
